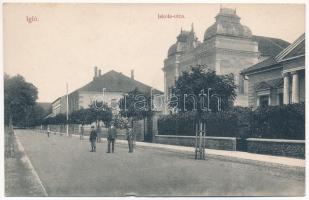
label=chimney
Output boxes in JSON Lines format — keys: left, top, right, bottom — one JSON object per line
{"left": 131, "top": 70, "right": 134, "bottom": 80}
{"left": 94, "top": 66, "right": 98, "bottom": 78}
{"left": 98, "top": 69, "right": 102, "bottom": 76}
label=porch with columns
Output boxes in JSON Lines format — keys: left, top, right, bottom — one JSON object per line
{"left": 283, "top": 69, "right": 304, "bottom": 104}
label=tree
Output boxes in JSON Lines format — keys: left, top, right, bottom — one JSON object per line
{"left": 118, "top": 88, "right": 154, "bottom": 141}
{"left": 171, "top": 66, "right": 237, "bottom": 113}
{"left": 23, "top": 103, "right": 46, "bottom": 127}
{"left": 89, "top": 103, "right": 113, "bottom": 126}
{"left": 119, "top": 88, "right": 153, "bottom": 123}
{"left": 53, "top": 114, "right": 67, "bottom": 125}
{"left": 42, "top": 113, "right": 66, "bottom": 125}
{"left": 69, "top": 108, "right": 93, "bottom": 125}
{"left": 69, "top": 103, "right": 112, "bottom": 127}
{"left": 4, "top": 74, "right": 38, "bottom": 127}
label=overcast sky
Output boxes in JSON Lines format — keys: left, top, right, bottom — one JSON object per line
{"left": 4, "top": 4, "right": 305, "bottom": 102}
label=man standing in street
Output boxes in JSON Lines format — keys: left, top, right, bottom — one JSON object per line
{"left": 126, "top": 127, "right": 135, "bottom": 153}
{"left": 89, "top": 126, "right": 97, "bottom": 152}
{"left": 80, "top": 124, "right": 84, "bottom": 140}
{"left": 97, "top": 124, "right": 102, "bottom": 143}
{"left": 107, "top": 123, "right": 117, "bottom": 153}
{"left": 47, "top": 125, "right": 50, "bottom": 138}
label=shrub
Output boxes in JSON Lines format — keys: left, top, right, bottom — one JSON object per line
{"left": 158, "top": 107, "right": 250, "bottom": 137}
{"left": 252, "top": 103, "right": 305, "bottom": 139}
{"left": 158, "top": 103, "right": 305, "bottom": 140}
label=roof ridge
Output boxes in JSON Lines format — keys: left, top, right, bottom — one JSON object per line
{"left": 115, "top": 71, "right": 163, "bottom": 93}
{"left": 275, "top": 33, "right": 305, "bottom": 61}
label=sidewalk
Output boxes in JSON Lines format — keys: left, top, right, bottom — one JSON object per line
{"left": 117, "top": 140, "right": 305, "bottom": 168}
{"left": 47, "top": 130, "right": 305, "bottom": 168}
{"left": 5, "top": 128, "right": 47, "bottom": 196}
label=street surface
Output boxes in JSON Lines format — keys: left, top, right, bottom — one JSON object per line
{"left": 14, "top": 129, "right": 305, "bottom": 196}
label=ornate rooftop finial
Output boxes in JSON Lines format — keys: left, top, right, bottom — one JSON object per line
{"left": 181, "top": 27, "right": 183, "bottom": 33}
{"left": 191, "top": 23, "right": 194, "bottom": 32}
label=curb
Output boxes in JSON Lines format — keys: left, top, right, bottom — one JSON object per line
{"left": 38, "top": 130, "right": 305, "bottom": 168}
{"left": 14, "top": 132, "right": 48, "bottom": 196}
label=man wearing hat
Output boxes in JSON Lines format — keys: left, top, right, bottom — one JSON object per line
{"left": 89, "top": 125, "right": 97, "bottom": 152}
{"left": 126, "top": 127, "right": 135, "bottom": 153}
{"left": 107, "top": 122, "right": 117, "bottom": 153}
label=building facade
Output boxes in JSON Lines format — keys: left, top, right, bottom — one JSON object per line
{"left": 241, "top": 34, "right": 305, "bottom": 108}
{"left": 51, "top": 67, "right": 163, "bottom": 116}
{"left": 50, "top": 96, "right": 67, "bottom": 117}
{"left": 163, "top": 8, "right": 290, "bottom": 106}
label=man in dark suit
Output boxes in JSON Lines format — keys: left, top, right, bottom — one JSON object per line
{"left": 89, "top": 126, "right": 97, "bottom": 152}
{"left": 126, "top": 127, "right": 134, "bottom": 153}
{"left": 107, "top": 123, "right": 117, "bottom": 153}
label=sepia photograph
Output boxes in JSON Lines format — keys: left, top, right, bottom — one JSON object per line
{"left": 2, "top": 1, "right": 306, "bottom": 198}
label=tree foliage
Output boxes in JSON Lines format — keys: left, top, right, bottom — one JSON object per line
{"left": 23, "top": 104, "right": 47, "bottom": 127}
{"left": 43, "top": 113, "right": 67, "bottom": 125}
{"left": 171, "top": 66, "right": 237, "bottom": 113}
{"left": 89, "top": 103, "right": 113, "bottom": 126}
{"left": 4, "top": 74, "right": 38, "bottom": 126}
{"left": 118, "top": 88, "right": 154, "bottom": 121}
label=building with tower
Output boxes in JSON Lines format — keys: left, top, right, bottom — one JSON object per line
{"left": 163, "top": 7, "right": 290, "bottom": 107}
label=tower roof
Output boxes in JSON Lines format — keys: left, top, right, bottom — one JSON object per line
{"left": 167, "top": 26, "right": 199, "bottom": 57}
{"left": 204, "top": 8, "right": 252, "bottom": 41}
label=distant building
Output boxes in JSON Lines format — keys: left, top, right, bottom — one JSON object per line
{"left": 50, "top": 96, "right": 67, "bottom": 117}
{"left": 50, "top": 67, "right": 163, "bottom": 116}
{"left": 241, "top": 34, "right": 305, "bottom": 108}
{"left": 163, "top": 7, "right": 290, "bottom": 106}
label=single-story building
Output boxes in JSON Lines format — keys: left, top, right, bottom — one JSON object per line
{"left": 241, "top": 33, "right": 305, "bottom": 108}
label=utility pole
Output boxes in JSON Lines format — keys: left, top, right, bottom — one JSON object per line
{"left": 66, "top": 82, "right": 69, "bottom": 136}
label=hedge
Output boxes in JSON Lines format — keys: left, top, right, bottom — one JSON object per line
{"left": 251, "top": 103, "right": 305, "bottom": 139}
{"left": 158, "top": 103, "right": 304, "bottom": 140}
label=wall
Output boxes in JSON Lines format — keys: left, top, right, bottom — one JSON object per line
{"left": 154, "top": 135, "right": 237, "bottom": 151}
{"left": 78, "top": 91, "right": 124, "bottom": 110}
{"left": 247, "top": 66, "right": 283, "bottom": 107}
{"left": 247, "top": 138, "right": 305, "bottom": 158}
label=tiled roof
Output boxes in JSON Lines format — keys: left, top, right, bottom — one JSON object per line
{"left": 241, "top": 57, "right": 279, "bottom": 75}
{"left": 252, "top": 35, "right": 290, "bottom": 58}
{"left": 241, "top": 34, "right": 304, "bottom": 75}
{"left": 77, "top": 70, "right": 163, "bottom": 94}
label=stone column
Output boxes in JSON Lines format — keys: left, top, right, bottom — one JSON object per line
{"left": 283, "top": 73, "right": 290, "bottom": 104}
{"left": 291, "top": 71, "right": 300, "bottom": 103}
